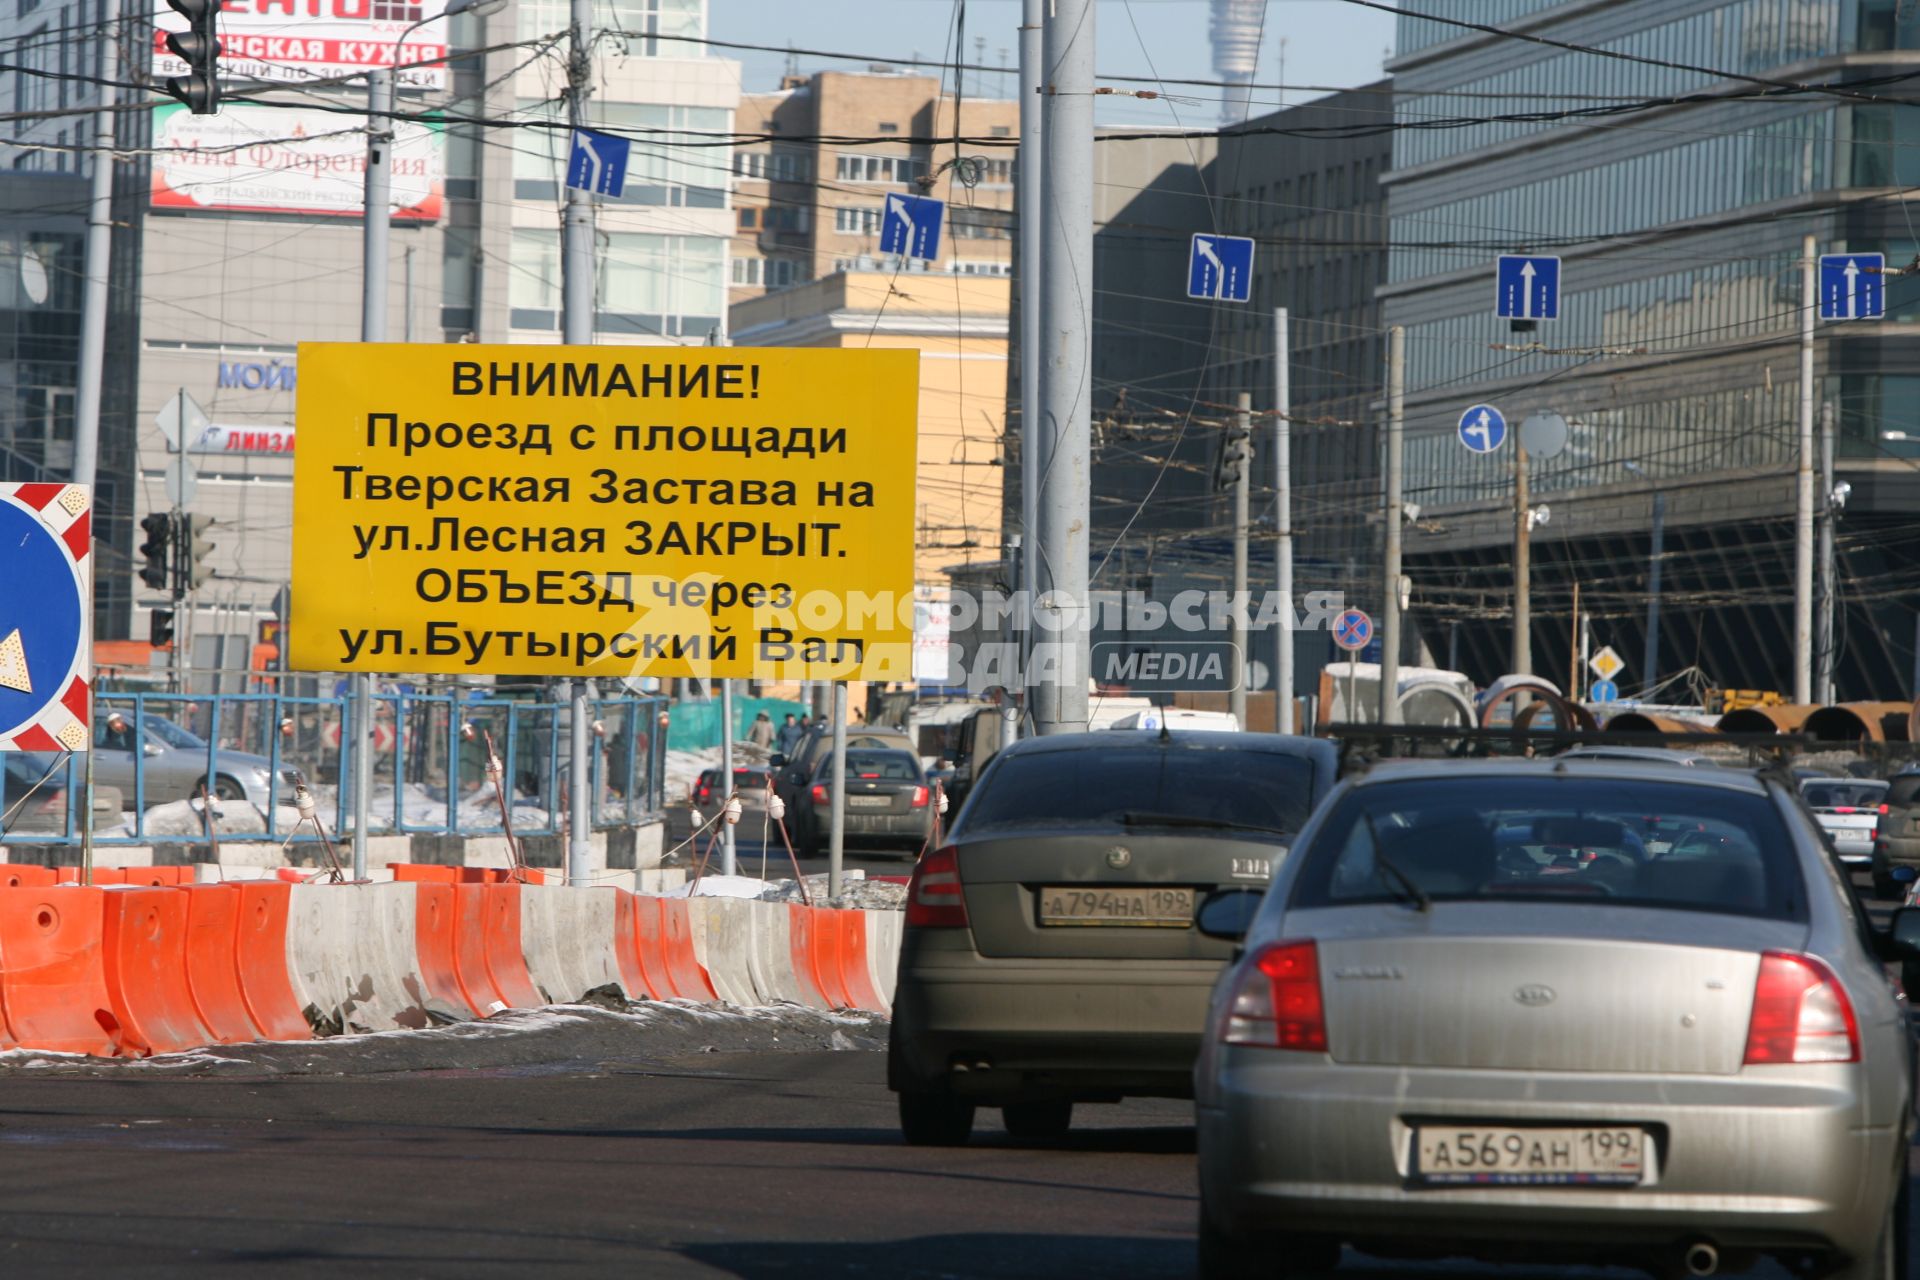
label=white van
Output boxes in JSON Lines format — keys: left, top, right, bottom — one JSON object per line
{"left": 1106, "top": 708, "right": 1242, "bottom": 733}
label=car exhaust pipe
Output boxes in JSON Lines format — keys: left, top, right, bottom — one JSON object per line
{"left": 1684, "top": 1242, "right": 1718, "bottom": 1276}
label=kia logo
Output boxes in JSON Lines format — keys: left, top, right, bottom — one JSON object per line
{"left": 1514, "top": 984, "right": 1556, "bottom": 1008}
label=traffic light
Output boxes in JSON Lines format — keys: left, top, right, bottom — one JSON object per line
{"left": 138, "top": 512, "right": 172, "bottom": 591}
{"left": 163, "top": 0, "right": 222, "bottom": 115}
{"left": 179, "top": 513, "right": 216, "bottom": 591}
{"left": 149, "top": 609, "right": 175, "bottom": 649}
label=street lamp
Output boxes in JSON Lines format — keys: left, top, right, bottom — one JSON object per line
{"left": 1623, "top": 460, "right": 1665, "bottom": 688}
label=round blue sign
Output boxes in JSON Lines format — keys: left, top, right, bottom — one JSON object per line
{"left": 0, "top": 497, "right": 86, "bottom": 741}
{"left": 1588, "top": 678, "right": 1619, "bottom": 704}
{"left": 1332, "top": 608, "right": 1374, "bottom": 653}
{"left": 1458, "top": 403, "right": 1507, "bottom": 454}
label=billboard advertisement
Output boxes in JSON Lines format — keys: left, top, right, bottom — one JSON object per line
{"left": 151, "top": 104, "right": 444, "bottom": 221}
{"left": 153, "top": 0, "right": 452, "bottom": 90}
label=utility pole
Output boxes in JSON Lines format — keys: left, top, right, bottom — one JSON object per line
{"left": 1273, "top": 308, "right": 1293, "bottom": 732}
{"left": 1644, "top": 489, "right": 1665, "bottom": 687}
{"left": 1379, "top": 326, "right": 1404, "bottom": 723}
{"left": 718, "top": 679, "right": 736, "bottom": 875}
{"left": 560, "top": 0, "right": 596, "bottom": 887}
{"left": 1794, "top": 232, "right": 1815, "bottom": 704}
{"left": 73, "top": 0, "right": 117, "bottom": 498}
{"left": 1513, "top": 440, "right": 1532, "bottom": 676}
{"left": 1816, "top": 401, "right": 1836, "bottom": 704}
{"left": 828, "top": 683, "right": 847, "bottom": 900}
{"left": 1018, "top": 0, "right": 1043, "bottom": 728}
{"left": 1033, "top": 0, "right": 1093, "bottom": 735}
{"left": 353, "top": 67, "right": 394, "bottom": 881}
{"left": 1230, "top": 394, "right": 1251, "bottom": 730}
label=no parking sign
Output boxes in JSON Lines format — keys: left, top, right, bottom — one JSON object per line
{"left": 0, "top": 483, "right": 92, "bottom": 753}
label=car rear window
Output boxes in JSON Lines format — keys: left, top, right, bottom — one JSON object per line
{"left": 957, "top": 745, "right": 1316, "bottom": 837}
{"left": 1294, "top": 776, "right": 1805, "bottom": 921}
{"left": 1802, "top": 780, "right": 1887, "bottom": 809}
{"left": 829, "top": 750, "right": 920, "bottom": 781}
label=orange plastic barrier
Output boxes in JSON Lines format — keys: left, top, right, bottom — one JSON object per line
{"left": 657, "top": 898, "right": 717, "bottom": 1001}
{"left": 227, "top": 882, "right": 310, "bottom": 1041}
{"left": 784, "top": 904, "right": 835, "bottom": 1009}
{"left": 413, "top": 883, "right": 482, "bottom": 1017}
{"left": 455, "top": 867, "right": 546, "bottom": 885}
{"left": 124, "top": 867, "right": 193, "bottom": 887}
{"left": 804, "top": 906, "right": 854, "bottom": 1009}
{"left": 101, "top": 888, "right": 215, "bottom": 1056}
{"left": 611, "top": 891, "right": 666, "bottom": 1000}
{"left": 832, "top": 909, "right": 885, "bottom": 1012}
{"left": 181, "top": 885, "right": 262, "bottom": 1043}
{"left": 451, "top": 884, "right": 541, "bottom": 1011}
{"left": 390, "top": 864, "right": 458, "bottom": 884}
{"left": 0, "top": 866, "right": 57, "bottom": 888}
{"left": 0, "top": 887, "right": 114, "bottom": 1054}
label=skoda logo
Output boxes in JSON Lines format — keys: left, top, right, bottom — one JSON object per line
{"left": 1106, "top": 846, "right": 1132, "bottom": 869}
{"left": 1514, "top": 984, "right": 1556, "bottom": 1008}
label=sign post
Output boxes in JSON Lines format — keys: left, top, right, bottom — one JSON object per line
{"left": 1332, "top": 607, "right": 1373, "bottom": 724}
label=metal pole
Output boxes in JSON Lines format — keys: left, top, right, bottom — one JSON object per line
{"left": 1230, "top": 394, "right": 1251, "bottom": 730}
{"left": 404, "top": 246, "right": 416, "bottom": 342}
{"left": 1816, "top": 401, "right": 1836, "bottom": 704}
{"left": 353, "top": 68, "right": 393, "bottom": 880}
{"left": 567, "top": 678, "right": 592, "bottom": 885}
{"left": 1018, "top": 0, "right": 1044, "bottom": 724}
{"left": 1643, "top": 491, "right": 1664, "bottom": 687}
{"left": 1794, "top": 232, "right": 1815, "bottom": 704}
{"left": 72, "top": 2, "right": 116, "bottom": 497}
{"left": 1514, "top": 442, "right": 1532, "bottom": 676}
{"left": 828, "top": 683, "right": 847, "bottom": 900}
{"left": 560, "top": 0, "right": 596, "bottom": 886}
{"left": 1034, "top": 0, "right": 1093, "bottom": 735}
{"left": 718, "top": 679, "right": 736, "bottom": 876}
{"left": 1273, "top": 308, "right": 1293, "bottom": 733}
{"left": 1379, "top": 326, "right": 1404, "bottom": 723}
{"left": 1568, "top": 581, "right": 1581, "bottom": 701}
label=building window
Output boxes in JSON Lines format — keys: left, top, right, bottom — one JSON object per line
{"left": 950, "top": 206, "right": 1013, "bottom": 240}
{"left": 738, "top": 207, "right": 758, "bottom": 229}
{"left": 834, "top": 206, "right": 886, "bottom": 235}
{"left": 878, "top": 122, "right": 899, "bottom": 134}
{"left": 991, "top": 126, "right": 1010, "bottom": 137}
{"left": 763, "top": 204, "right": 809, "bottom": 232}
{"left": 520, "top": 0, "right": 699, "bottom": 50}
{"left": 833, "top": 153, "right": 928, "bottom": 185}
{"left": 735, "top": 151, "right": 767, "bottom": 178}
{"left": 732, "top": 256, "right": 763, "bottom": 285}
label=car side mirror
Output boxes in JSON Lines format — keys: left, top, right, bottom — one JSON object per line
{"left": 1893, "top": 866, "right": 1918, "bottom": 888}
{"left": 144, "top": 742, "right": 165, "bottom": 757}
{"left": 1196, "top": 888, "right": 1264, "bottom": 942}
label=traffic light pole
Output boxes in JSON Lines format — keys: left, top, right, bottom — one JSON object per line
{"left": 72, "top": 0, "right": 117, "bottom": 499}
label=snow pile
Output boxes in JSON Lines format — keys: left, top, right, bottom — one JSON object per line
{"left": 262, "top": 781, "right": 551, "bottom": 835}
{"left": 759, "top": 872, "right": 906, "bottom": 912}
{"left": 140, "top": 797, "right": 270, "bottom": 838}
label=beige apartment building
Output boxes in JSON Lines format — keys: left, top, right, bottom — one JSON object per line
{"left": 730, "top": 71, "right": 1019, "bottom": 306}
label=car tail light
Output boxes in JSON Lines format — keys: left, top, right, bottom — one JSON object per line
{"left": 1221, "top": 941, "right": 1327, "bottom": 1051}
{"left": 810, "top": 784, "right": 828, "bottom": 804}
{"left": 694, "top": 784, "right": 711, "bottom": 805}
{"left": 909, "top": 786, "right": 929, "bottom": 808}
{"left": 905, "top": 844, "right": 968, "bottom": 928}
{"left": 1880, "top": 803, "right": 1891, "bottom": 817}
{"left": 1744, "top": 952, "right": 1859, "bottom": 1065}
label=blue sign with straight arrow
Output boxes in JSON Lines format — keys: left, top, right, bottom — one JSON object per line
{"left": 1819, "top": 253, "right": 1886, "bottom": 321}
{"left": 1496, "top": 254, "right": 1560, "bottom": 321}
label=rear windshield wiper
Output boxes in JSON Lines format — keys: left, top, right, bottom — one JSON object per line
{"left": 1120, "top": 811, "right": 1291, "bottom": 837}
{"left": 1363, "top": 812, "right": 1430, "bottom": 913}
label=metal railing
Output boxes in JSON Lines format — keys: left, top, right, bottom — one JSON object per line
{"left": 0, "top": 690, "right": 668, "bottom": 845}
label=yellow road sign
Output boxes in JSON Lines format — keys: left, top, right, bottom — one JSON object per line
{"left": 1588, "top": 645, "right": 1625, "bottom": 682}
{"left": 289, "top": 344, "right": 919, "bottom": 681}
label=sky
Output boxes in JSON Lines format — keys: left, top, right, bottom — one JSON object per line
{"left": 704, "top": 0, "right": 1397, "bottom": 127}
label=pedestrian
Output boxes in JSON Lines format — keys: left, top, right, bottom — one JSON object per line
{"left": 776, "top": 712, "right": 804, "bottom": 756}
{"left": 747, "top": 710, "right": 776, "bottom": 749}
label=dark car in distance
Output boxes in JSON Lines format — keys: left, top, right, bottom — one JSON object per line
{"left": 802, "top": 748, "right": 935, "bottom": 857}
{"left": 888, "top": 730, "right": 1339, "bottom": 1146}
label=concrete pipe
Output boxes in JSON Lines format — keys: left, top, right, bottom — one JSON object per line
{"left": 1715, "top": 705, "right": 1817, "bottom": 735}
{"left": 1511, "top": 697, "right": 1599, "bottom": 735}
{"left": 1396, "top": 682, "right": 1476, "bottom": 730}
{"left": 1803, "top": 701, "right": 1914, "bottom": 744}
{"left": 1601, "top": 712, "right": 1709, "bottom": 735}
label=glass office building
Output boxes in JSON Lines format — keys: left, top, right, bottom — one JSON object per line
{"left": 1386, "top": 0, "right": 1920, "bottom": 695}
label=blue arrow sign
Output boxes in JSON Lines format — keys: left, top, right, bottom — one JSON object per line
{"left": 1458, "top": 403, "right": 1507, "bottom": 454}
{"left": 0, "top": 486, "right": 90, "bottom": 751}
{"left": 1332, "top": 608, "right": 1373, "bottom": 653}
{"left": 566, "top": 129, "right": 630, "bottom": 198}
{"left": 1819, "top": 252, "right": 1885, "bottom": 321}
{"left": 880, "top": 193, "right": 945, "bottom": 261}
{"left": 1588, "top": 678, "right": 1619, "bottom": 704}
{"left": 1496, "top": 254, "right": 1560, "bottom": 321}
{"left": 1187, "top": 233, "right": 1255, "bottom": 303}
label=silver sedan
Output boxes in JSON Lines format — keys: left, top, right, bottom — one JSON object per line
{"left": 1194, "top": 760, "right": 1915, "bottom": 1280}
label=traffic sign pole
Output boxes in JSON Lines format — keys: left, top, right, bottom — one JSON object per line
{"left": 1794, "top": 234, "right": 1814, "bottom": 704}
{"left": 1380, "top": 327, "right": 1404, "bottom": 725}
{"left": 1514, "top": 441, "right": 1531, "bottom": 677}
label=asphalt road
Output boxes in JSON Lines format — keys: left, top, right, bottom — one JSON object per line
{"left": 0, "top": 1045, "right": 1911, "bottom": 1280}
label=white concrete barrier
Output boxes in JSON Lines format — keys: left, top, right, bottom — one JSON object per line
{"left": 520, "top": 888, "right": 623, "bottom": 1004}
{"left": 687, "top": 897, "right": 758, "bottom": 1007}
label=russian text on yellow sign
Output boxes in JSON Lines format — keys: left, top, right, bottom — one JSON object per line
{"left": 289, "top": 343, "right": 919, "bottom": 680}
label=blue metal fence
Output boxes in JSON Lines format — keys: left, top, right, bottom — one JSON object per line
{"left": 0, "top": 690, "right": 668, "bottom": 845}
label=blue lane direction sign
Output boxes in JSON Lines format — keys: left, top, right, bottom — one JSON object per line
{"left": 1188, "top": 233, "right": 1255, "bottom": 302}
{"left": 1589, "top": 677, "right": 1619, "bottom": 704}
{"left": 566, "top": 129, "right": 630, "bottom": 198}
{"left": 1496, "top": 254, "right": 1560, "bottom": 321}
{"left": 1332, "top": 608, "right": 1374, "bottom": 653}
{"left": 1458, "top": 403, "right": 1507, "bottom": 454}
{"left": 880, "top": 193, "right": 945, "bottom": 261}
{"left": 1819, "top": 252, "right": 1886, "bottom": 321}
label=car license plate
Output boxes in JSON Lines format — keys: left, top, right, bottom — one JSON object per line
{"left": 846, "top": 795, "right": 891, "bottom": 809}
{"left": 1038, "top": 886, "right": 1194, "bottom": 927}
{"left": 1411, "top": 1126, "right": 1645, "bottom": 1186}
